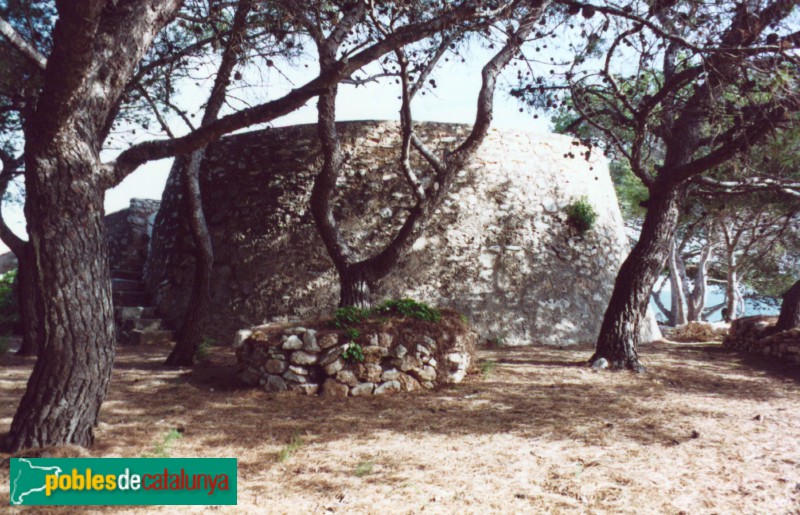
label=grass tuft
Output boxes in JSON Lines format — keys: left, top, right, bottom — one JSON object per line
{"left": 479, "top": 359, "right": 497, "bottom": 377}
{"left": 354, "top": 461, "right": 374, "bottom": 477}
{"left": 277, "top": 433, "right": 305, "bottom": 463}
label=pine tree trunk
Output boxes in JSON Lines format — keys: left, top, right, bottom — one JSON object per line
{"left": 591, "top": 184, "right": 686, "bottom": 371}
{"left": 667, "top": 239, "right": 688, "bottom": 326}
{"left": 725, "top": 254, "right": 739, "bottom": 322}
{"left": 164, "top": 0, "right": 249, "bottom": 367}
{"left": 6, "top": 150, "right": 115, "bottom": 451}
{"left": 339, "top": 267, "right": 372, "bottom": 309}
{"left": 165, "top": 154, "right": 213, "bottom": 367}
{"left": 15, "top": 246, "right": 42, "bottom": 357}
{"left": 687, "top": 243, "right": 712, "bottom": 322}
{"left": 776, "top": 280, "right": 800, "bottom": 331}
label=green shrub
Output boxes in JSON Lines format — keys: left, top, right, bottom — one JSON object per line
{"left": 374, "top": 298, "right": 442, "bottom": 323}
{"left": 332, "top": 299, "right": 440, "bottom": 365}
{"left": 0, "top": 336, "right": 8, "bottom": 355}
{"left": 342, "top": 342, "right": 365, "bottom": 363}
{"left": 344, "top": 327, "right": 360, "bottom": 342}
{"left": 566, "top": 197, "right": 597, "bottom": 233}
{"left": 0, "top": 269, "right": 18, "bottom": 336}
{"left": 332, "top": 306, "right": 370, "bottom": 329}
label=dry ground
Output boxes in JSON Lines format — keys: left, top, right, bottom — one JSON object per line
{"left": 1, "top": 340, "right": 799, "bottom": 514}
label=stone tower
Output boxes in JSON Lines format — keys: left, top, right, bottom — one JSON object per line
{"left": 145, "top": 121, "right": 661, "bottom": 345}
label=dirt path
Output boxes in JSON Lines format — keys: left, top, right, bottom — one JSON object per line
{"left": 1, "top": 341, "right": 799, "bottom": 514}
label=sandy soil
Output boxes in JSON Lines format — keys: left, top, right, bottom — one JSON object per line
{"left": 1, "top": 340, "right": 799, "bottom": 514}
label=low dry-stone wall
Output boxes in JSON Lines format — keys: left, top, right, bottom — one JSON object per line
{"left": 723, "top": 316, "right": 800, "bottom": 364}
{"left": 234, "top": 312, "right": 474, "bottom": 396}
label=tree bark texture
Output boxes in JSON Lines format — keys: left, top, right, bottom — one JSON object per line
{"left": 591, "top": 184, "right": 686, "bottom": 371}
{"left": 6, "top": 149, "right": 115, "bottom": 451}
{"left": 338, "top": 267, "right": 372, "bottom": 309}
{"left": 776, "top": 280, "right": 800, "bottom": 331}
{"left": 6, "top": 0, "right": 182, "bottom": 451}
{"left": 165, "top": 154, "right": 214, "bottom": 366}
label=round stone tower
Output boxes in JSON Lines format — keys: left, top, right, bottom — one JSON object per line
{"left": 145, "top": 121, "right": 661, "bottom": 346}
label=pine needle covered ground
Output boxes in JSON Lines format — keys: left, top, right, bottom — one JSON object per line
{"left": 1, "top": 340, "right": 799, "bottom": 513}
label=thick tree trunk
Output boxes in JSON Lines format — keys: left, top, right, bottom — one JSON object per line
{"left": 15, "top": 246, "right": 42, "bottom": 356}
{"left": 165, "top": 154, "right": 214, "bottom": 367}
{"left": 591, "top": 184, "right": 686, "bottom": 371}
{"left": 6, "top": 150, "right": 115, "bottom": 451}
{"left": 338, "top": 267, "right": 372, "bottom": 309}
{"left": 776, "top": 280, "right": 800, "bottom": 331}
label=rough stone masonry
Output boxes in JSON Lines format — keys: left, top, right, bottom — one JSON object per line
{"left": 145, "top": 121, "right": 661, "bottom": 346}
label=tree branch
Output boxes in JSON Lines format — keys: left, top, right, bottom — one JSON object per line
{"left": 0, "top": 16, "right": 47, "bottom": 70}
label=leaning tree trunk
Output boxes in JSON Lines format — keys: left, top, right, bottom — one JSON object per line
{"left": 164, "top": 0, "right": 250, "bottom": 366}
{"left": 776, "top": 280, "right": 800, "bottom": 331}
{"left": 15, "top": 246, "right": 42, "bottom": 356}
{"left": 165, "top": 154, "right": 214, "bottom": 366}
{"left": 6, "top": 148, "right": 115, "bottom": 451}
{"left": 591, "top": 184, "right": 686, "bottom": 371}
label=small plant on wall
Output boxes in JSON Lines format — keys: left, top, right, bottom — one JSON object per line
{"left": 566, "top": 197, "right": 597, "bottom": 233}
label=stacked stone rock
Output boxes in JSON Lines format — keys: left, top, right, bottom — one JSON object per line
{"left": 723, "top": 316, "right": 800, "bottom": 364}
{"left": 234, "top": 316, "right": 473, "bottom": 396}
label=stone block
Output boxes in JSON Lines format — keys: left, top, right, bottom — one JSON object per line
{"left": 290, "top": 351, "right": 318, "bottom": 365}
{"left": 319, "top": 344, "right": 346, "bottom": 366}
{"left": 351, "top": 383, "right": 375, "bottom": 396}
{"left": 322, "top": 378, "right": 349, "bottom": 397}
{"left": 233, "top": 329, "right": 252, "bottom": 349}
{"left": 264, "top": 374, "right": 287, "bottom": 392}
{"left": 290, "top": 383, "right": 319, "bottom": 395}
{"left": 356, "top": 363, "right": 382, "bottom": 383}
{"left": 336, "top": 369, "right": 358, "bottom": 387}
{"left": 282, "top": 335, "right": 303, "bottom": 350}
{"left": 397, "top": 373, "right": 421, "bottom": 392}
{"left": 303, "top": 330, "right": 321, "bottom": 352}
{"left": 375, "top": 381, "right": 401, "bottom": 395}
{"left": 318, "top": 333, "right": 339, "bottom": 349}
{"left": 282, "top": 370, "right": 306, "bottom": 384}
{"left": 323, "top": 357, "right": 345, "bottom": 376}
{"left": 362, "top": 345, "right": 389, "bottom": 363}
{"left": 381, "top": 368, "right": 401, "bottom": 382}
{"left": 264, "top": 359, "right": 287, "bottom": 375}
